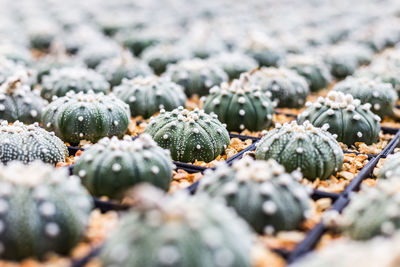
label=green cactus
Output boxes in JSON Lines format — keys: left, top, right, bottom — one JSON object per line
{"left": 114, "top": 76, "right": 186, "bottom": 119}
{"left": 0, "top": 57, "right": 30, "bottom": 85}
{"left": 0, "top": 161, "right": 92, "bottom": 260}
{"left": 101, "top": 185, "right": 253, "bottom": 267}
{"left": 243, "top": 33, "right": 284, "bottom": 67}
{"left": 78, "top": 40, "right": 121, "bottom": 69}
{"left": 145, "top": 107, "right": 230, "bottom": 163}
{"left": 255, "top": 121, "right": 344, "bottom": 180}
{"left": 285, "top": 54, "right": 332, "bottom": 92}
{"left": 378, "top": 152, "right": 400, "bottom": 179}
{"left": 249, "top": 67, "right": 310, "bottom": 108}
{"left": 198, "top": 157, "right": 311, "bottom": 234}
{"left": 203, "top": 74, "right": 274, "bottom": 132}
{"left": 332, "top": 77, "right": 398, "bottom": 118}
{"left": 0, "top": 121, "right": 68, "bottom": 164}
{"left": 298, "top": 91, "right": 381, "bottom": 146}
{"left": 164, "top": 59, "right": 228, "bottom": 97}
{"left": 41, "top": 67, "right": 110, "bottom": 101}
{"left": 210, "top": 52, "right": 258, "bottom": 80}
{"left": 41, "top": 91, "right": 130, "bottom": 145}
{"left": 74, "top": 134, "right": 174, "bottom": 199}
{"left": 34, "top": 55, "right": 82, "bottom": 84}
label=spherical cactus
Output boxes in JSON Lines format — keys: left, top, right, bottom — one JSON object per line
{"left": 101, "top": 186, "right": 253, "bottom": 267}
{"left": 41, "top": 67, "right": 110, "bottom": 101}
{"left": 74, "top": 134, "right": 174, "bottom": 199}
{"left": 197, "top": 157, "right": 311, "bottom": 234}
{"left": 285, "top": 54, "right": 332, "bottom": 92}
{"left": 298, "top": 91, "right": 381, "bottom": 146}
{"left": 0, "top": 121, "right": 68, "bottom": 164}
{"left": 210, "top": 52, "right": 258, "bottom": 80}
{"left": 144, "top": 107, "right": 230, "bottom": 163}
{"left": 164, "top": 59, "right": 228, "bottom": 97}
{"left": 203, "top": 74, "right": 274, "bottom": 132}
{"left": 255, "top": 121, "right": 344, "bottom": 180}
{"left": 0, "top": 57, "right": 29, "bottom": 85}
{"left": 332, "top": 77, "right": 398, "bottom": 118}
{"left": 341, "top": 177, "right": 400, "bottom": 240}
{"left": 0, "top": 77, "right": 48, "bottom": 124}
{"left": 378, "top": 153, "right": 400, "bottom": 179}
{"left": 249, "top": 67, "right": 310, "bottom": 108}
{"left": 242, "top": 32, "right": 284, "bottom": 67}
{"left": 114, "top": 76, "right": 186, "bottom": 119}
{"left": 78, "top": 39, "right": 122, "bottom": 69}
{"left": 41, "top": 91, "right": 130, "bottom": 145}
{"left": 0, "top": 161, "right": 92, "bottom": 260}
{"left": 34, "top": 55, "right": 82, "bottom": 84}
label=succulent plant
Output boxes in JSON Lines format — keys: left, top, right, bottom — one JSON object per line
{"left": 78, "top": 39, "right": 122, "bottom": 69}
{"left": 0, "top": 121, "right": 68, "bottom": 164}
{"left": 41, "top": 67, "right": 110, "bottom": 101}
{"left": 198, "top": 157, "right": 311, "bottom": 234}
{"left": 114, "top": 76, "right": 186, "bottom": 119}
{"left": 42, "top": 91, "right": 130, "bottom": 145}
{"left": 378, "top": 153, "right": 400, "bottom": 179}
{"left": 249, "top": 67, "right": 310, "bottom": 108}
{"left": 203, "top": 74, "right": 274, "bottom": 132}
{"left": 298, "top": 91, "right": 381, "bottom": 146}
{"left": 285, "top": 54, "right": 332, "bottom": 92}
{"left": 0, "top": 161, "right": 92, "bottom": 260}
{"left": 101, "top": 185, "right": 253, "bottom": 267}
{"left": 210, "top": 52, "right": 258, "bottom": 80}
{"left": 34, "top": 55, "right": 82, "bottom": 84}
{"left": 27, "top": 19, "right": 58, "bottom": 51}
{"left": 0, "top": 57, "right": 31, "bottom": 85}
{"left": 243, "top": 32, "right": 284, "bottom": 67}
{"left": 255, "top": 121, "right": 343, "bottom": 180}
{"left": 145, "top": 107, "right": 230, "bottom": 163}
{"left": 164, "top": 59, "right": 228, "bottom": 97}
{"left": 332, "top": 77, "right": 398, "bottom": 118}
{"left": 74, "top": 134, "right": 173, "bottom": 199}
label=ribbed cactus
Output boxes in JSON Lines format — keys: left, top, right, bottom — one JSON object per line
{"left": 0, "top": 76, "right": 47, "bottom": 124}
{"left": 41, "top": 67, "right": 110, "bottom": 101}
{"left": 0, "top": 121, "right": 68, "bottom": 164}
{"left": 378, "top": 152, "right": 400, "bottom": 179}
{"left": 101, "top": 185, "right": 253, "bottom": 267}
{"left": 243, "top": 33, "right": 283, "bottom": 67}
{"left": 74, "top": 134, "right": 174, "bottom": 199}
{"left": 0, "top": 161, "right": 92, "bottom": 260}
{"left": 356, "top": 65, "right": 400, "bottom": 98}
{"left": 198, "top": 157, "right": 311, "bottom": 234}
{"left": 42, "top": 91, "right": 130, "bottom": 145}
{"left": 285, "top": 54, "right": 332, "bottom": 92}
{"left": 203, "top": 74, "right": 274, "bottom": 132}
{"left": 34, "top": 55, "right": 81, "bottom": 84}
{"left": 255, "top": 121, "right": 343, "bottom": 180}
{"left": 298, "top": 91, "right": 381, "bottom": 146}
{"left": 78, "top": 40, "right": 121, "bottom": 69}
{"left": 333, "top": 77, "right": 397, "bottom": 118}
{"left": 210, "top": 52, "right": 258, "bottom": 80}
{"left": 113, "top": 76, "right": 187, "bottom": 119}
{"left": 249, "top": 67, "right": 310, "bottom": 108}
{"left": 341, "top": 177, "right": 400, "bottom": 240}
{"left": 164, "top": 59, "right": 228, "bottom": 96}
{"left": 145, "top": 107, "right": 230, "bottom": 163}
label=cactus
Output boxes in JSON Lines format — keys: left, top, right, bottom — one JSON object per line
{"left": 243, "top": 32, "right": 284, "bottom": 67}
{"left": 378, "top": 152, "right": 400, "bottom": 179}
{"left": 210, "top": 52, "right": 258, "bottom": 80}
{"left": 255, "top": 121, "right": 343, "bottom": 180}
{"left": 298, "top": 91, "right": 381, "bottom": 146}
{"left": 203, "top": 74, "right": 274, "bottom": 132}
{"left": 78, "top": 39, "right": 121, "bottom": 69}
{"left": 27, "top": 19, "right": 58, "bottom": 51}
{"left": 0, "top": 76, "right": 48, "bottom": 124}
{"left": 74, "top": 135, "right": 174, "bottom": 199}
{"left": 0, "top": 57, "right": 30, "bottom": 85}
{"left": 42, "top": 91, "right": 130, "bottom": 145}
{"left": 34, "top": 55, "right": 82, "bottom": 84}
{"left": 114, "top": 76, "right": 186, "bottom": 119}
{"left": 41, "top": 67, "right": 110, "bottom": 101}
{"left": 249, "top": 67, "right": 310, "bottom": 108}
{"left": 285, "top": 54, "right": 332, "bottom": 92}
{"left": 101, "top": 185, "right": 253, "bottom": 267}
{"left": 198, "top": 157, "right": 311, "bottom": 234}
{"left": 0, "top": 121, "right": 68, "bottom": 164}
{"left": 340, "top": 177, "right": 400, "bottom": 240}
{"left": 164, "top": 59, "right": 228, "bottom": 97}
{"left": 144, "top": 107, "right": 230, "bottom": 163}
{"left": 0, "top": 161, "right": 92, "bottom": 260}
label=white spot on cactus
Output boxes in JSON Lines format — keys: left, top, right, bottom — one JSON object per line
{"left": 262, "top": 200, "right": 277, "bottom": 215}
{"left": 78, "top": 116, "right": 84, "bottom": 121}
{"left": 239, "top": 109, "right": 245, "bottom": 116}
{"left": 264, "top": 225, "right": 275, "bottom": 235}
{"left": 163, "top": 134, "right": 169, "bottom": 139}
{"left": 193, "top": 128, "right": 199, "bottom": 134}
{"left": 357, "top": 132, "right": 363, "bottom": 138}
{"left": 196, "top": 144, "right": 201, "bottom": 149}
{"left": 157, "top": 245, "right": 180, "bottom": 265}
{"left": 113, "top": 120, "right": 119, "bottom": 126}
{"left": 30, "top": 110, "right": 38, "bottom": 117}
{"left": 112, "top": 163, "right": 122, "bottom": 172}
{"left": 296, "top": 147, "right": 303, "bottom": 154}
{"left": 39, "top": 202, "right": 56, "bottom": 217}
{"left": 78, "top": 170, "right": 86, "bottom": 177}
{"left": 45, "top": 222, "right": 60, "bottom": 237}
{"left": 151, "top": 166, "right": 160, "bottom": 174}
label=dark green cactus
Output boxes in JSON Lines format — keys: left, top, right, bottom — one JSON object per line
{"left": 298, "top": 91, "right": 381, "bottom": 146}
{"left": 378, "top": 152, "right": 400, "bottom": 179}
{"left": 164, "top": 59, "right": 228, "bottom": 97}
{"left": 0, "top": 121, "right": 68, "bottom": 164}
{"left": 255, "top": 121, "right": 344, "bottom": 180}
{"left": 210, "top": 52, "right": 258, "bottom": 80}
{"left": 0, "top": 161, "right": 92, "bottom": 260}
{"left": 198, "top": 157, "right": 311, "bottom": 234}
{"left": 243, "top": 33, "right": 284, "bottom": 67}
{"left": 74, "top": 134, "right": 174, "bottom": 199}
{"left": 101, "top": 186, "right": 253, "bottom": 267}
{"left": 41, "top": 91, "right": 130, "bottom": 145}
{"left": 114, "top": 76, "right": 186, "bottom": 119}
{"left": 145, "top": 107, "right": 230, "bottom": 163}
{"left": 41, "top": 67, "right": 110, "bottom": 101}
{"left": 333, "top": 77, "right": 398, "bottom": 118}
{"left": 249, "top": 67, "right": 310, "bottom": 108}
{"left": 203, "top": 74, "right": 274, "bottom": 132}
